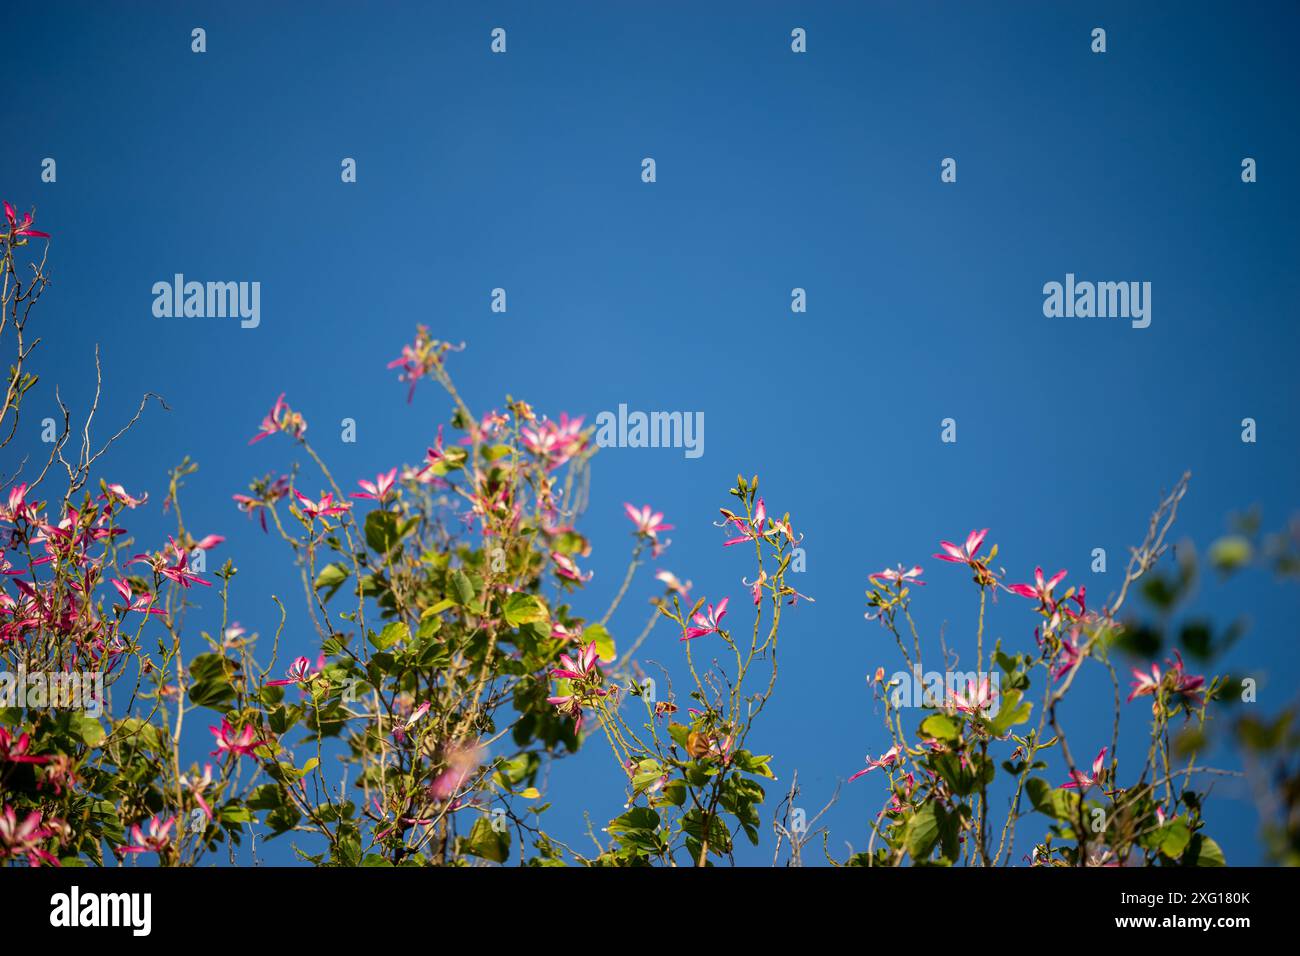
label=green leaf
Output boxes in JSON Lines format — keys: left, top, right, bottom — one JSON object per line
{"left": 1184, "top": 834, "right": 1226, "bottom": 867}
{"left": 466, "top": 815, "right": 510, "bottom": 863}
{"left": 449, "top": 569, "right": 477, "bottom": 607}
{"left": 1025, "top": 777, "right": 1081, "bottom": 821}
{"left": 582, "top": 622, "right": 615, "bottom": 662}
{"left": 369, "top": 620, "right": 408, "bottom": 651}
{"left": 919, "top": 713, "right": 960, "bottom": 742}
{"left": 313, "top": 562, "right": 350, "bottom": 601}
{"left": 987, "top": 690, "right": 1032, "bottom": 737}
{"left": 503, "top": 592, "right": 549, "bottom": 627}
{"left": 904, "top": 804, "right": 940, "bottom": 860}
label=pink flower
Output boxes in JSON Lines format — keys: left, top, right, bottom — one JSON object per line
{"left": 0, "top": 806, "right": 58, "bottom": 866}
{"left": 109, "top": 578, "right": 164, "bottom": 616}
{"left": 0, "top": 728, "right": 48, "bottom": 765}
{"left": 1007, "top": 566, "right": 1068, "bottom": 605}
{"left": 869, "top": 565, "right": 925, "bottom": 587}
{"left": 101, "top": 483, "right": 148, "bottom": 509}
{"left": 192, "top": 534, "right": 225, "bottom": 551}
{"left": 249, "top": 393, "right": 307, "bottom": 444}
{"left": 387, "top": 326, "right": 463, "bottom": 402}
{"left": 551, "top": 640, "right": 602, "bottom": 682}
{"left": 521, "top": 415, "right": 587, "bottom": 470}
{"left": 1062, "top": 746, "right": 1107, "bottom": 791}
{"left": 551, "top": 552, "right": 592, "bottom": 583}
{"left": 209, "top": 717, "right": 265, "bottom": 759}
{"left": 352, "top": 468, "right": 399, "bottom": 503}
{"left": 182, "top": 764, "right": 215, "bottom": 821}
{"left": 1127, "top": 651, "right": 1205, "bottom": 707}
{"left": 949, "top": 676, "right": 997, "bottom": 715}
{"left": 934, "top": 529, "right": 990, "bottom": 568}
{"left": 0, "top": 483, "right": 37, "bottom": 523}
{"left": 722, "top": 499, "right": 767, "bottom": 547}
{"left": 3, "top": 201, "right": 50, "bottom": 242}
{"left": 1052, "top": 631, "right": 1082, "bottom": 681}
{"left": 123, "top": 815, "right": 175, "bottom": 855}
{"left": 295, "top": 490, "right": 352, "bottom": 520}
{"left": 655, "top": 570, "right": 691, "bottom": 599}
{"left": 428, "top": 741, "right": 484, "bottom": 802}
{"left": 683, "top": 597, "right": 729, "bottom": 641}
{"left": 624, "top": 503, "right": 673, "bottom": 539}
{"left": 848, "top": 745, "right": 900, "bottom": 782}
{"left": 267, "top": 656, "right": 316, "bottom": 687}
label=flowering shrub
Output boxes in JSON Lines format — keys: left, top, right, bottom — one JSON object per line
{"left": 1, "top": 203, "right": 1295, "bottom": 867}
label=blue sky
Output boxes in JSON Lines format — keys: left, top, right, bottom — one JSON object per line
{"left": 5, "top": 1, "right": 1297, "bottom": 865}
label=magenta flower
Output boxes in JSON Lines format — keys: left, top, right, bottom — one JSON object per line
{"left": 266, "top": 656, "right": 317, "bottom": 687}
{"left": 624, "top": 503, "right": 673, "bottom": 539}
{"left": 869, "top": 565, "right": 925, "bottom": 587}
{"left": 1007, "top": 566, "right": 1068, "bottom": 605}
{"left": 295, "top": 490, "right": 352, "bottom": 521}
{"left": 123, "top": 815, "right": 175, "bottom": 855}
{"left": 0, "top": 727, "right": 49, "bottom": 765}
{"left": 209, "top": 717, "right": 265, "bottom": 759}
{"left": 110, "top": 578, "right": 164, "bottom": 616}
{"left": 1127, "top": 651, "right": 1205, "bottom": 707}
{"left": 655, "top": 569, "right": 691, "bottom": 599}
{"left": 1062, "top": 746, "right": 1107, "bottom": 791}
{"left": 3, "top": 201, "right": 50, "bottom": 242}
{"left": 683, "top": 597, "right": 729, "bottom": 641}
{"left": 101, "top": 483, "right": 148, "bottom": 509}
{"left": 848, "top": 745, "right": 901, "bottom": 782}
{"left": 0, "top": 483, "right": 37, "bottom": 523}
{"left": 551, "top": 640, "right": 602, "bottom": 682}
{"left": 0, "top": 806, "right": 58, "bottom": 866}
{"left": 1052, "top": 631, "right": 1082, "bottom": 681}
{"left": 352, "top": 468, "right": 398, "bottom": 503}
{"left": 551, "top": 552, "right": 592, "bottom": 583}
{"left": 182, "top": 764, "right": 215, "bottom": 821}
{"left": 722, "top": 498, "right": 767, "bottom": 547}
{"left": 934, "top": 529, "right": 989, "bottom": 568}
{"left": 949, "top": 676, "right": 997, "bottom": 716}
{"left": 249, "top": 393, "right": 307, "bottom": 444}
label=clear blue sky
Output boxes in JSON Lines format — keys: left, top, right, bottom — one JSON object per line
{"left": 5, "top": 1, "right": 1297, "bottom": 864}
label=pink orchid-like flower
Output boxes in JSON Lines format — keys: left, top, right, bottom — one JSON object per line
{"left": 295, "top": 490, "right": 352, "bottom": 521}
{"left": 869, "top": 565, "right": 925, "bottom": 587}
{"left": 404, "top": 701, "right": 432, "bottom": 731}
{"left": 1007, "top": 566, "right": 1068, "bottom": 605}
{"left": 1062, "top": 746, "right": 1108, "bottom": 790}
{"left": 934, "top": 528, "right": 990, "bottom": 568}
{"left": 101, "top": 483, "right": 148, "bottom": 509}
{"left": 352, "top": 468, "right": 399, "bottom": 503}
{"left": 110, "top": 578, "right": 164, "bottom": 616}
{"left": 521, "top": 414, "right": 587, "bottom": 470}
{"left": 551, "top": 640, "right": 602, "bottom": 682}
{"left": 848, "top": 745, "right": 901, "bottom": 782}
{"left": 1127, "top": 651, "right": 1206, "bottom": 707}
{"left": 624, "top": 503, "right": 673, "bottom": 539}
{"left": 191, "top": 534, "right": 225, "bottom": 551}
{"left": 0, "top": 483, "right": 37, "bottom": 524}
{"left": 266, "top": 656, "right": 317, "bottom": 687}
{"left": 123, "top": 815, "right": 175, "bottom": 855}
{"left": 182, "top": 764, "right": 216, "bottom": 821}
{"left": 1052, "top": 631, "right": 1082, "bottom": 681}
{"left": 722, "top": 499, "right": 767, "bottom": 547}
{"left": 654, "top": 569, "right": 691, "bottom": 599}
{"left": 209, "top": 717, "right": 265, "bottom": 759}
{"left": 551, "top": 552, "right": 592, "bottom": 583}
{"left": 387, "top": 327, "right": 463, "bottom": 403}
{"left": 428, "top": 741, "right": 484, "bottom": 802}
{"left": 683, "top": 597, "right": 729, "bottom": 641}
{"left": 249, "top": 393, "right": 307, "bottom": 444}
{"left": 3, "top": 201, "right": 50, "bottom": 242}
{"left": 0, "top": 806, "right": 58, "bottom": 866}
{"left": 949, "top": 676, "right": 997, "bottom": 716}
{"left": 0, "top": 727, "right": 48, "bottom": 765}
